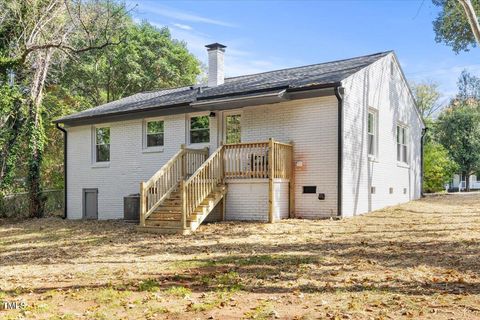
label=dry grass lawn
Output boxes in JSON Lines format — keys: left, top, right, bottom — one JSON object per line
{"left": 1, "top": 193, "right": 480, "bottom": 319}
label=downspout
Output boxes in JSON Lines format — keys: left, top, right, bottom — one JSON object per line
{"left": 334, "top": 86, "right": 345, "bottom": 217}
{"left": 420, "top": 127, "right": 428, "bottom": 197}
{"left": 55, "top": 123, "right": 67, "bottom": 219}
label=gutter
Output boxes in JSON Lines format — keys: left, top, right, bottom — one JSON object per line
{"left": 55, "top": 83, "right": 341, "bottom": 126}
{"left": 191, "top": 89, "right": 289, "bottom": 110}
{"left": 334, "top": 86, "right": 345, "bottom": 217}
{"left": 55, "top": 123, "right": 67, "bottom": 219}
{"left": 420, "top": 127, "right": 428, "bottom": 197}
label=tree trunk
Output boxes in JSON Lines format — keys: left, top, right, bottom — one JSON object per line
{"left": 0, "top": 116, "right": 23, "bottom": 191}
{"left": 27, "top": 49, "right": 52, "bottom": 218}
{"left": 458, "top": 0, "right": 480, "bottom": 46}
{"left": 466, "top": 173, "right": 471, "bottom": 192}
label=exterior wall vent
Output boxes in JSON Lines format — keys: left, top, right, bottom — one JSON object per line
{"left": 303, "top": 186, "right": 317, "bottom": 194}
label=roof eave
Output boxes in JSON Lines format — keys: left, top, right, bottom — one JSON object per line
{"left": 55, "top": 83, "right": 343, "bottom": 126}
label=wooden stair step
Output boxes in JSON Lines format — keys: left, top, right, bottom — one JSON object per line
{"left": 148, "top": 216, "right": 181, "bottom": 221}
{"left": 145, "top": 220, "right": 182, "bottom": 228}
{"left": 155, "top": 206, "right": 181, "bottom": 212}
{"left": 162, "top": 200, "right": 182, "bottom": 205}
{"left": 137, "top": 226, "right": 190, "bottom": 235}
{"left": 145, "top": 219, "right": 198, "bottom": 228}
{"left": 150, "top": 212, "right": 181, "bottom": 217}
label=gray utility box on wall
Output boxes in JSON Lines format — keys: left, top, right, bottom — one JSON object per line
{"left": 124, "top": 194, "right": 140, "bottom": 221}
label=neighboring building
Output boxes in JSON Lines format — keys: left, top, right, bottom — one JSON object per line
{"left": 449, "top": 173, "right": 480, "bottom": 191}
{"left": 55, "top": 43, "right": 425, "bottom": 234}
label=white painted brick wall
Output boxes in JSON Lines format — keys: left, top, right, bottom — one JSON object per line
{"left": 224, "top": 179, "right": 289, "bottom": 221}
{"left": 238, "top": 96, "right": 338, "bottom": 218}
{"left": 67, "top": 96, "right": 338, "bottom": 220}
{"left": 225, "top": 179, "right": 269, "bottom": 221}
{"left": 273, "top": 180, "right": 289, "bottom": 220}
{"left": 66, "top": 112, "right": 219, "bottom": 220}
{"left": 66, "top": 59, "right": 421, "bottom": 222}
{"left": 341, "top": 53, "right": 424, "bottom": 216}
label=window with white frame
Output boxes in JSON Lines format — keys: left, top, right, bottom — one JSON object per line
{"left": 225, "top": 113, "right": 241, "bottom": 144}
{"left": 145, "top": 120, "right": 164, "bottom": 148}
{"left": 396, "top": 125, "right": 408, "bottom": 163}
{"left": 95, "top": 127, "right": 110, "bottom": 162}
{"left": 190, "top": 115, "right": 209, "bottom": 144}
{"left": 368, "top": 111, "right": 377, "bottom": 157}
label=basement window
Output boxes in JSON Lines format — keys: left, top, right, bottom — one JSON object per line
{"left": 190, "top": 115, "right": 210, "bottom": 144}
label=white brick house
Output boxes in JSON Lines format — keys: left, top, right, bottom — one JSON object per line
{"left": 55, "top": 43, "right": 425, "bottom": 233}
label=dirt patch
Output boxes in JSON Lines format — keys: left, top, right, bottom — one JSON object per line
{"left": 1, "top": 194, "right": 480, "bottom": 319}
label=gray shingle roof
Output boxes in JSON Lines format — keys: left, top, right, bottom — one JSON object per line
{"left": 56, "top": 51, "right": 391, "bottom": 123}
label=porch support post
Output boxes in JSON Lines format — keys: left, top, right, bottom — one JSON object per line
{"left": 181, "top": 180, "right": 187, "bottom": 230}
{"left": 268, "top": 138, "right": 275, "bottom": 223}
{"left": 221, "top": 197, "right": 226, "bottom": 221}
{"left": 140, "top": 182, "right": 146, "bottom": 227}
{"left": 288, "top": 141, "right": 295, "bottom": 218}
{"left": 180, "top": 144, "right": 186, "bottom": 178}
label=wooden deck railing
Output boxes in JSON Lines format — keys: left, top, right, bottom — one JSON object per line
{"left": 140, "top": 146, "right": 208, "bottom": 226}
{"left": 271, "top": 140, "right": 293, "bottom": 180}
{"left": 182, "top": 146, "right": 225, "bottom": 228}
{"left": 224, "top": 142, "right": 269, "bottom": 179}
{"left": 140, "top": 139, "right": 294, "bottom": 230}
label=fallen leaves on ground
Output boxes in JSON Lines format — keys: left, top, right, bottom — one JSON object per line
{"left": 0, "top": 193, "right": 480, "bottom": 319}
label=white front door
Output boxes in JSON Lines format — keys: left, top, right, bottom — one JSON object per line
{"left": 223, "top": 111, "right": 242, "bottom": 145}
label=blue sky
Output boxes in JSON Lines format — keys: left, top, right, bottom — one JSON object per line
{"left": 127, "top": 0, "right": 480, "bottom": 104}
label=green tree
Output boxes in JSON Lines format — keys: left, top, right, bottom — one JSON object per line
{"left": 423, "top": 141, "right": 458, "bottom": 192}
{"left": 412, "top": 82, "right": 443, "bottom": 121}
{"left": 457, "top": 70, "right": 480, "bottom": 100}
{"left": 41, "top": 85, "right": 91, "bottom": 190}
{"left": 0, "top": 85, "right": 25, "bottom": 194}
{"left": 433, "top": 0, "right": 480, "bottom": 53}
{"left": 436, "top": 103, "right": 480, "bottom": 191}
{"left": 59, "top": 21, "right": 200, "bottom": 106}
{"left": 0, "top": 0, "right": 129, "bottom": 217}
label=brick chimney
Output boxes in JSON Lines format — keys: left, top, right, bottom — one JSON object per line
{"left": 205, "top": 43, "right": 226, "bottom": 87}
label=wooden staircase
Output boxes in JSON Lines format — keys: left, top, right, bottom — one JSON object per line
{"left": 137, "top": 145, "right": 227, "bottom": 235}
{"left": 138, "top": 184, "right": 227, "bottom": 234}
{"left": 137, "top": 139, "right": 294, "bottom": 235}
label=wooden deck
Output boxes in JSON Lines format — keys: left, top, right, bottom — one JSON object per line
{"left": 138, "top": 139, "right": 293, "bottom": 234}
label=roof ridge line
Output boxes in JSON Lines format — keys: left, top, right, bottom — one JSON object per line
{"left": 224, "top": 50, "right": 393, "bottom": 81}
{"left": 136, "top": 85, "right": 193, "bottom": 95}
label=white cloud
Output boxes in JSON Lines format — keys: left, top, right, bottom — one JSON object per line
{"left": 406, "top": 63, "right": 480, "bottom": 103}
{"left": 173, "top": 23, "right": 193, "bottom": 31}
{"left": 137, "top": 3, "right": 236, "bottom": 27}
{"left": 130, "top": 1, "right": 298, "bottom": 80}
{"left": 165, "top": 26, "right": 293, "bottom": 77}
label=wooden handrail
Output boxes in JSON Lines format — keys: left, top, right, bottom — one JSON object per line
{"left": 182, "top": 146, "right": 225, "bottom": 227}
{"left": 140, "top": 146, "right": 208, "bottom": 226}
{"left": 144, "top": 149, "right": 183, "bottom": 189}
{"left": 140, "top": 139, "right": 293, "bottom": 229}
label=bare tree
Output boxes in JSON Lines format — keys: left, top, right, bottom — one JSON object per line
{"left": 412, "top": 82, "right": 444, "bottom": 120}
